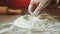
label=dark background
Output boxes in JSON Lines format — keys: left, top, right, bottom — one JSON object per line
{"left": 0, "top": 0, "right": 30, "bottom": 8}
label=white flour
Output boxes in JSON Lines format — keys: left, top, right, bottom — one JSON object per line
{"left": 13, "top": 15, "right": 60, "bottom": 29}
{"left": 0, "top": 15, "right": 60, "bottom": 34}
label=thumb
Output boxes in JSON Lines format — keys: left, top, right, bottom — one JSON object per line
{"left": 28, "top": 3, "right": 34, "bottom": 15}
{"left": 28, "top": 1, "right": 39, "bottom": 15}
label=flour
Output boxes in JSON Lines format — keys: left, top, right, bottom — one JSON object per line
{"left": 13, "top": 15, "right": 60, "bottom": 29}
{"left": 0, "top": 15, "right": 60, "bottom": 34}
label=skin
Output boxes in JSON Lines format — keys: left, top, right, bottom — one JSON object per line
{"left": 28, "top": 0, "right": 52, "bottom": 16}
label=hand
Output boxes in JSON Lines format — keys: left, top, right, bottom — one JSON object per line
{"left": 28, "top": 0, "right": 52, "bottom": 16}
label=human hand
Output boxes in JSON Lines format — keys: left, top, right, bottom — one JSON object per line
{"left": 28, "top": 0, "right": 51, "bottom": 16}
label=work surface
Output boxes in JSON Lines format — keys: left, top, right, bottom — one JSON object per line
{"left": 0, "top": 15, "right": 21, "bottom": 24}
{"left": 0, "top": 15, "right": 60, "bottom": 34}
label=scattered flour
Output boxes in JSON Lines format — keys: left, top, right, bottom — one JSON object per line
{"left": 0, "top": 15, "right": 60, "bottom": 34}
{"left": 13, "top": 15, "right": 60, "bottom": 29}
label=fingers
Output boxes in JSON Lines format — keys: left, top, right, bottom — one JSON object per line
{"left": 33, "top": 0, "right": 51, "bottom": 16}
{"left": 28, "top": 3, "right": 33, "bottom": 15}
{"left": 33, "top": 3, "right": 41, "bottom": 16}
{"left": 28, "top": 1, "right": 39, "bottom": 15}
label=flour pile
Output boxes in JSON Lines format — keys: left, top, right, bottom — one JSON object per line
{"left": 13, "top": 15, "right": 60, "bottom": 29}
{"left": 0, "top": 15, "right": 60, "bottom": 34}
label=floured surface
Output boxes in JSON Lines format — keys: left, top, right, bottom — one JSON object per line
{"left": 13, "top": 15, "right": 60, "bottom": 29}
{"left": 0, "top": 15, "right": 60, "bottom": 34}
{"left": 13, "top": 15, "right": 44, "bottom": 29}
